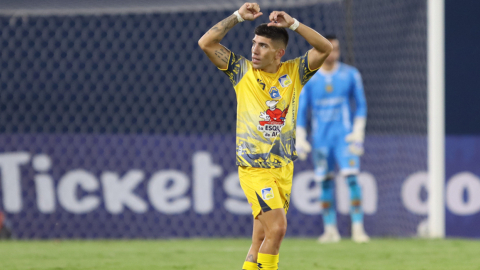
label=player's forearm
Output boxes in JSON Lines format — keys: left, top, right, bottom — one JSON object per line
{"left": 295, "top": 23, "right": 332, "bottom": 55}
{"left": 198, "top": 14, "right": 239, "bottom": 49}
{"left": 355, "top": 99, "right": 367, "bottom": 118}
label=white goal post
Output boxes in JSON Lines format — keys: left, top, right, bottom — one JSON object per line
{"left": 427, "top": 0, "right": 445, "bottom": 238}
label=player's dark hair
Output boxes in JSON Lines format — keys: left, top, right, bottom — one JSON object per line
{"left": 254, "top": 23, "right": 289, "bottom": 48}
{"left": 324, "top": 34, "right": 338, "bottom": 40}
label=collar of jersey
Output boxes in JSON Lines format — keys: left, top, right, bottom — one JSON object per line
{"left": 319, "top": 62, "right": 341, "bottom": 76}
{"left": 257, "top": 63, "right": 283, "bottom": 85}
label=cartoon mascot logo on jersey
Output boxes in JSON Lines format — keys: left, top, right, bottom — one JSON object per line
{"left": 258, "top": 100, "right": 289, "bottom": 138}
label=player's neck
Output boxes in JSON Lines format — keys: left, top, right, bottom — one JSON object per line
{"left": 321, "top": 61, "right": 338, "bottom": 72}
{"left": 261, "top": 61, "right": 282, "bottom": 74}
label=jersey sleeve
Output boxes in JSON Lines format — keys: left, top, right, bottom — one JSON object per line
{"left": 297, "top": 81, "right": 310, "bottom": 128}
{"left": 218, "top": 51, "right": 248, "bottom": 87}
{"left": 350, "top": 68, "right": 367, "bottom": 118}
{"left": 298, "top": 51, "right": 320, "bottom": 86}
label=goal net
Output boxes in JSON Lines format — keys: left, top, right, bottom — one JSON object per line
{"left": 0, "top": 0, "right": 427, "bottom": 238}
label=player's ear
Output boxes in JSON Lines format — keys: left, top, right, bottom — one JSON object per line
{"left": 276, "top": 48, "right": 285, "bottom": 60}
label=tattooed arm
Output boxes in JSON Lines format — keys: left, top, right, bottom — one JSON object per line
{"left": 198, "top": 3, "right": 263, "bottom": 69}
{"left": 197, "top": 14, "right": 238, "bottom": 69}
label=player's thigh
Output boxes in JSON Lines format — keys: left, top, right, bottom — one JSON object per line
{"left": 334, "top": 142, "right": 360, "bottom": 175}
{"left": 275, "top": 162, "right": 294, "bottom": 213}
{"left": 312, "top": 147, "right": 336, "bottom": 181}
{"left": 238, "top": 166, "right": 286, "bottom": 217}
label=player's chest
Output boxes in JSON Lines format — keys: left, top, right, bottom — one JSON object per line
{"left": 249, "top": 72, "right": 295, "bottom": 101}
{"left": 314, "top": 75, "right": 350, "bottom": 98}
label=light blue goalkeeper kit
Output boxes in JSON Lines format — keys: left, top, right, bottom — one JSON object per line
{"left": 297, "top": 62, "right": 367, "bottom": 225}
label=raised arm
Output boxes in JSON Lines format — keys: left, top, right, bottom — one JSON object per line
{"left": 267, "top": 11, "right": 333, "bottom": 70}
{"left": 198, "top": 3, "right": 263, "bottom": 69}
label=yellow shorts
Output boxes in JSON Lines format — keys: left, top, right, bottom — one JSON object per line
{"left": 238, "top": 162, "right": 293, "bottom": 218}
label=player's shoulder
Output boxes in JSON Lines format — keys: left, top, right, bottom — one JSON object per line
{"left": 231, "top": 52, "right": 254, "bottom": 73}
{"left": 231, "top": 52, "right": 251, "bottom": 65}
{"left": 338, "top": 62, "right": 355, "bottom": 71}
{"left": 282, "top": 57, "right": 300, "bottom": 66}
{"left": 283, "top": 51, "right": 309, "bottom": 65}
{"left": 339, "top": 62, "right": 360, "bottom": 75}
{"left": 279, "top": 58, "right": 301, "bottom": 77}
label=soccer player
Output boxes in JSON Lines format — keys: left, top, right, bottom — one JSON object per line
{"left": 296, "top": 34, "right": 369, "bottom": 243}
{"left": 198, "top": 3, "right": 332, "bottom": 269}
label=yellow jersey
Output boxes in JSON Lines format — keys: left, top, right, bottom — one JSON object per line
{"left": 220, "top": 51, "right": 318, "bottom": 168}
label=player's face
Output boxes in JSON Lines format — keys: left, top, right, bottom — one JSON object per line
{"left": 325, "top": 39, "right": 340, "bottom": 65}
{"left": 251, "top": 35, "right": 282, "bottom": 70}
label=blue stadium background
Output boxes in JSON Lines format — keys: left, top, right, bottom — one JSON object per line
{"left": 1, "top": 0, "right": 474, "bottom": 239}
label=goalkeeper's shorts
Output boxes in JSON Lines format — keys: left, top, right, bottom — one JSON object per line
{"left": 238, "top": 162, "right": 293, "bottom": 218}
{"left": 313, "top": 143, "right": 360, "bottom": 181}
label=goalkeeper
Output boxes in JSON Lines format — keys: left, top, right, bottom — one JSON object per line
{"left": 296, "top": 34, "right": 369, "bottom": 243}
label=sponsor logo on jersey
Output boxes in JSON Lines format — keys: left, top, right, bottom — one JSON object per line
{"left": 278, "top": 74, "right": 292, "bottom": 88}
{"left": 261, "top": 187, "right": 274, "bottom": 200}
{"left": 269, "top": 86, "right": 281, "bottom": 99}
{"left": 257, "top": 100, "right": 289, "bottom": 138}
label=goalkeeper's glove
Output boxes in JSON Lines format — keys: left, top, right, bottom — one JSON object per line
{"left": 345, "top": 117, "right": 366, "bottom": 156}
{"left": 296, "top": 127, "right": 311, "bottom": 161}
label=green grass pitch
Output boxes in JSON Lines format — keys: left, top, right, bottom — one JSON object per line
{"left": 0, "top": 238, "right": 479, "bottom": 270}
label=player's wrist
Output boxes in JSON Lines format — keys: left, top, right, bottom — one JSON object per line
{"left": 289, "top": 18, "right": 300, "bottom": 31}
{"left": 233, "top": 10, "right": 245, "bottom": 22}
